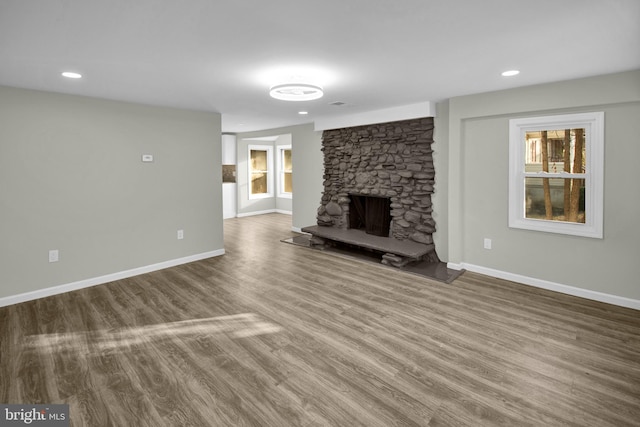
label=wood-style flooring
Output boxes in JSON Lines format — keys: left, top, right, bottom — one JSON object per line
{"left": 1, "top": 213, "right": 639, "bottom": 426}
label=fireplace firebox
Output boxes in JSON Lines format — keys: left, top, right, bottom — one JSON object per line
{"left": 349, "top": 195, "right": 391, "bottom": 237}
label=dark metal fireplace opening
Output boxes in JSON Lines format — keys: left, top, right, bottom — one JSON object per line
{"left": 348, "top": 195, "right": 391, "bottom": 237}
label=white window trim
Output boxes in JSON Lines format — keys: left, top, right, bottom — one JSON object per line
{"left": 248, "top": 145, "right": 273, "bottom": 199}
{"left": 508, "top": 112, "right": 604, "bottom": 238}
{"left": 277, "top": 145, "right": 292, "bottom": 199}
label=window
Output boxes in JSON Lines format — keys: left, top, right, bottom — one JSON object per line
{"left": 277, "top": 146, "right": 292, "bottom": 198}
{"left": 509, "top": 112, "right": 604, "bottom": 238}
{"left": 248, "top": 145, "right": 273, "bottom": 199}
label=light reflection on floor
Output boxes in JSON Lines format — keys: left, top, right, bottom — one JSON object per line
{"left": 25, "top": 313, "right": 283, "bottom": 352}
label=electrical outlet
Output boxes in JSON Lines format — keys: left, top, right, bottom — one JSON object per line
{"left": 49, "top": 249, "right": 59, "bottom": 263}
{"left": 177, "top": 229, "right": 184, "bottom": 240}
{"left": 483, "top": 238, "right": 492, "bottom": 250}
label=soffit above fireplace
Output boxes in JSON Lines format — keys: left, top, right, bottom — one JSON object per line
{"left": 314, "top": 102, "right": 435, "bottom": 131}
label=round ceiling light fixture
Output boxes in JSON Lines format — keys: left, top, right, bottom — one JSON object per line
{"left": 269, "top": 83, "right": 323, "bottom": 101}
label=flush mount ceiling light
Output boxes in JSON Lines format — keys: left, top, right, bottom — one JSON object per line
{"left": 501, "top": 70, "right": 520, "bottom": 77}
{"left": 61, "top": 71, "right": 82, "bottom": 79}
{"left": 269, "top": 83, "right": 323, "bottom": 101}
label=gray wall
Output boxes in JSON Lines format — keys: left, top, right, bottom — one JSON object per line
{"left": 0, "top": 86, "right": 223, "bottom": 300}
{"left": 235, "top": 123, "right": 323, "bottom": 231}
{"left": 432, "top": 100, "right": 450, "bottom": 261}
{"left": 446, "top": 70, "right": 640, "bottom": 300}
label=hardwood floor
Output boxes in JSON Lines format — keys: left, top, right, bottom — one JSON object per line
{"left": 1, "top": 213, "right": 639, "bottom": 426}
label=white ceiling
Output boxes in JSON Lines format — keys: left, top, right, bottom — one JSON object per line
{"left": 1, "top": 0, "right": 638, "bottom": 133}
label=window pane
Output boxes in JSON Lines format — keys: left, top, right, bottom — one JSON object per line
{"left": 283, "top": 149, "right": 292, "bottom": 171}
{"left": 251, "top": 150, "right": 268, "bottom": 172}
{"left": 251, "top": 173, "right": 268, "bottom": 194}
{"left": 525, "top": 177, "right": 585, "bottom": 223}
{"left": 284, "top": 172, "right": 292, "bottom": 193}
{"left": 251, "top": 149, "right": 268, "bottom": 194}
{"left": 525, "top": 129, "right": 586, "bottom": 173}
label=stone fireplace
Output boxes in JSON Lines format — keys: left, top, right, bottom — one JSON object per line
{"left": 307, "top": 116, "right": 439, "bottom": 265}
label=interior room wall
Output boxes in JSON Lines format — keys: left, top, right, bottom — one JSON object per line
{"left": 0, "top": 86, "right": 223, "bottom": 302}
{"left": 433, "top": 100, "right": 450, "bottom": 262}
{"left": 446, "top": 70, "right": 640, "bottom": 304}
{"left": 289, "top": 124, "right": 323, "bottom": 231}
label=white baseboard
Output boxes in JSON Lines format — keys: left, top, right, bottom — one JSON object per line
{"left": 236, "top": 209, "right": 275, "bottom": 218}
{"left": 449, "top": 262, "right": 640, "bottom": 311}
{"left": 237, "top": 209, "right": 291, "bottom": 218}
{"left": 0, "top": 249, "right": 225, "bottom": 308}
{"left": 291, "top": 226, "right": 314, "bottom": 234}
{"left": 447, "top": 262, "right": 465, "bottom": 271}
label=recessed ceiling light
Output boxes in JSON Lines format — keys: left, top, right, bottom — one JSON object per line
{"left": 298, "top": 111, "right": 309, "bottom": 115}
{"left": 501, "top": 70, "right": 520, "bottom": 77}
{"left": 270, "top": 83, "right": 323, "bottom": 101}
{"left": 61, "top": 72, "right": 82, "bottom": 79}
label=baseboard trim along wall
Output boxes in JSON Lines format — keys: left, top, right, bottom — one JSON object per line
{"left": 0, "top": 250, "right": 225, "bottom": 308}
{"left": 448, "top": 262, "right": 640, "bottom": 311}
{"left": 236, "top": 209, "right": 292, "bottom": 218}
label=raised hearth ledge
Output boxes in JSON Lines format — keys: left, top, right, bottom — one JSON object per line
{"left": 301, "top": 225, "right": 435, "bottom": 261}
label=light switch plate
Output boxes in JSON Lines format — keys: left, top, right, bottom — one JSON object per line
{"left": 142, "top": 154, "right": 154, "bottom": 162}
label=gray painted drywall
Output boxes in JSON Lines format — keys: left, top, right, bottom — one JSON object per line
{"left": 432, "top": 100, "right": 449, "bottom": 261}
{"left": 447, "top": 70, "right": 640, "bottom": 300}
{"left": 289, "top": 124, "right": 323, "bottom": 230}
{"left": 0, "top": 86, "right": 223, "bottom": 299}
{"left": 235, "top": 123, "right": 323, "bottom": 230}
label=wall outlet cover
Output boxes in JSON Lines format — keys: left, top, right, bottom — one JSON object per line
{"left": 483, "top": 238, "right": 492, "bottom": 250}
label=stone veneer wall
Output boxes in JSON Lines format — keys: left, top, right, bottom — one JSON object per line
{"left": 316, "top": 117, "right": 438, "bottom": 259}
